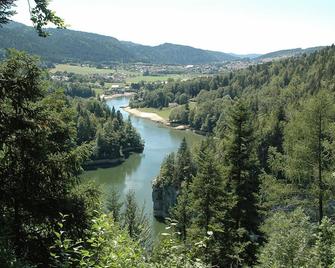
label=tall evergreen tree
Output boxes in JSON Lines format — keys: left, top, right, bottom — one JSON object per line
{"left": 105, "top": 187, "right": 122, "bottom": 222}
{"left": 170, "top": 181, "right": 192, "bottom": 242}
{"left": 188, "top": 140, "right": 235, "bottom": 266}
{"left": 122, "top": 190, "right": 151, "bottom": 248}
{"left": 0, "top": 50, "right": 95, "bottom": 265}
{"left": 175, "top": 137, "right": 195, "bottom": 184}
{"left": 223, "top": 100, "right": 261, "bottom": 266}
{"left": 284, "top": 91, "right": 335, "bottom": 223}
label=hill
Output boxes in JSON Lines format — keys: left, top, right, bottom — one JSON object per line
{"left": 0, "top": 21, "right": 237, "bottom": 64}
{"left": 256, "top": 46, "right": 325, "bottom": 61}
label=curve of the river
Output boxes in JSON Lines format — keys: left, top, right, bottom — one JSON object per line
{"left": 82, "top": 97, "right": 203, "bottom": 235}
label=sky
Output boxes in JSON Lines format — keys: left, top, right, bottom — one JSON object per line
{"left": 12, "top": 0, "right": 335, "bottom": 54}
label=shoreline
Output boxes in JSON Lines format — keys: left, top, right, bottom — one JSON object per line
{"left": 101, "top": 96, "right": 198, "bottom": 133}
{"left": 123, "top": 106, "right": 168, "bottom": 125}
{"left": 122, "top": 106, "right": 192, "bottom": 131}
{"left": 101, "top": 92, "right": 135, "bottom": 100}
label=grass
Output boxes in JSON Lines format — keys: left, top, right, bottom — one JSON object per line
{"left": 126, "top": 74, "right": 194, "bottom": 83}
{"left": 50, "top": 64, "right": 195, "bottom": 83}
{"left": 137, "top": 107, "right": 174, "bottom": 120}
{"left": 137, "top": 102, "right": 198, "bottom": 120}
{"left": 189, "top": 101, "right": 197, "bottom": 110}
{"left": 50, "top": 64, "right": 115, "bottom": 75}
{"left": 92, "top": 88, "right": 104, "bottom": 95}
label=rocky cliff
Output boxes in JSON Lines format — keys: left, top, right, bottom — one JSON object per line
{"left": 152, "top": 182, "right": 179, "bottom": 220}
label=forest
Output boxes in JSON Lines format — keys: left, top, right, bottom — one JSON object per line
{"left": 147, "top": 46, "right": 335, "bottom": 267}
{"left": 1, "top": 0, "right": 335, "bottom": 267}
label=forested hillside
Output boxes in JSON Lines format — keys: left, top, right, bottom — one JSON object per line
{"left": 0, "top": 21, "right": 237, "bottom": 64}
{"left": 1, "top": 0, "right": 335, "bottom": 267}
{"left": 0, "top": 50, "right": 205, "bottom": 267}
{"left": 149, "top": 45, "right": 335, "bottom": 267}
{"left": 257, "top": 46, "right": 324, "bottom": 61}
{"left": 131, "top": 45, "right": 335, "bottom": 133}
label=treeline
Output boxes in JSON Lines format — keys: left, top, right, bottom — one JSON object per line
{"left": 64, "top": 82, "right": 96, "bottom": 98}
{"left": 152, "top": 45, "right": 335, "bottom": 267}
{"left": 0, "top": 50, "right": 101, "bottom": 266}
{"left": 129, "top": 78, "right": 209, "bottom": 108}
{"left": 0, "top": 51, "right": 207, "bottom": 267}
{"left": 75, "top": 98, "right": 144, "bottom": 163}
{"left": 155, "top": 103, "right": 261, "bottom": 267}
{"left": 131, "top": 45, "right": 335, "bottom": 132}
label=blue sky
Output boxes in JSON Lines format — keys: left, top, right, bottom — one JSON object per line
{"left": 13, "top": 0, "right": 335, "bottom": 54}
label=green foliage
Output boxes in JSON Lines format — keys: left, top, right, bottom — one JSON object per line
{"left": 29, "top": 0, "right": 66, "bottom": 37}
{"left": 75, "top": 99, "right": 144, "bottom": 162}
{"left": 175, "top": 137, "right": 195, "bottom": 183}
{"left": 50, "top": 213, "right": 147, "bottom": 268}
{"left": 133, "top": 46, "right": 335, "bottom": 138}
{"left": 105, "top": 187, "right": 123, "bottom": 222}
{"left": 153, "top": 139, "right": 195, "bottom": 224}
{"left": 64, "top": 83, "right": 96, "bottom": 98}
{"left": 221, "top": 100, "right": 261, "bottom": 265}
{"left": 0, "top": 0, "right": 15, "bottom": 25}
{"left": 150, "top": 231, "right": 208, "bottom": 268}
{"left": 51, "top": 212, "right": 208, "bottom": 268}
{"left": 188, "top": 140, "right": 235, "bottom": 266}
{"left": 168, "top": 102, "right": 261, "bottom": 267}
{"left": 169, "top": 104, "right": 190, "bottom": 124}
{"left": 170, "top": 182, "right": 192, "bottom": 242}
{"left": 122, "top": 190, "right": 151, "bottom": 249}
{"left": 313, "top": 217, "right": 335, "bottom": 267}
{"left": 257, "top": 209, "right": 315, "bottom": 268}
{"left": 283, "top": 91, "right": 335, "bottom": 222}
{"left": 154, "top": 153, "right": 176, "bottom": 187}
{"left": 0, "top": 0, "right": 65, "bottom": 37}
{"left": 0, "top": 50, "right": 98, "bottom": 265}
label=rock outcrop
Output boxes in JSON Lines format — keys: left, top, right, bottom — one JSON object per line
{"left": 152, "top": 182, "right": 178, "bottom": 220}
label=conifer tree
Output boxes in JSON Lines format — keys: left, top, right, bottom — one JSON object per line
{"left": 0, "top": 50, "right": 94, "bottom": 265}
{"left": 223, "top": 100, "right": 261, "bottom": 266}
{"left": 106, "top": 187, "right": 122, "bottom": 222}
{"left": 122, "top": 190, "right": 151, "bottom": 248}
{"left": 175, "top": 137, "right": 195, "bottom": 184}
{"left": 170, "top": 181, "right": 192, "bottom": 242}
{"left": 284, "top": 91, "right": 335, "bottom": 223}
{"left": 188, "top": 140, "right": 236, "bottom": 266}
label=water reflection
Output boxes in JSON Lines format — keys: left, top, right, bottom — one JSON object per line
{"left": 83, "top": 96, "right": 203, "bottom": 236}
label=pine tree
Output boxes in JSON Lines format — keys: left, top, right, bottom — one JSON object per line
{"left": 175, "top": 137, "right": 195, "bottom": 184}
{"left": 0, "top": 50, "right": 94, "bottom": 265}
{"left": 284, "top": 90, "right": 335, "bottom": 223}
{"left": 122, "top": 190, "right": 151, "bottom": 248}
{"left": 188, "top": 140, "right": 235, "bottom": 266}
{"left": 170, "top": 181, "right": 192, "bottom": 242}
{"left": 223, "top": 100, "right": 261, "bottom": 266}
{"left": 105, "top": 187, "right": 122, "bottom": 222}
{"left": 155, "top": 153, "right": 176, "bottom": 186}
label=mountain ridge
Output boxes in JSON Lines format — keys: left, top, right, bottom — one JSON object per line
{"left": 0, "top": 21, "right": 328, "bottom": 65}
{"left": 0, "top": 21, "right": 237, "bottom": 64}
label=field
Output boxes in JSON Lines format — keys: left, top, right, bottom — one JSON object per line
{"left": 92, "top": 87, "right": 104, "bottom": 95}
{"left": 50, "top": 64, "right": 116, "bottom": 75}
{"left": 137, "top": 102, "right": 197, "bottom": 120}
{"left": 127, "top": 74, "right": 191, "bottom": 83}
{"left": 137, "top": 107, "right": 174, "bottom": 120}
{"left": 50, "top": 64, "right": 194, "bottom": 83}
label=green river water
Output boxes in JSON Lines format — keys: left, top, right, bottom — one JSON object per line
{"left": 82, "top": 97, "right": 203, "bottom": 236}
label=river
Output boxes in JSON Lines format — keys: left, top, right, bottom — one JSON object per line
{"left": 82, "top": 96, "right": 202, "bottom": 235}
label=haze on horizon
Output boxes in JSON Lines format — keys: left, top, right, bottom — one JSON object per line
{"left": 12, "top": 0, "right": 335, "bottom": 55}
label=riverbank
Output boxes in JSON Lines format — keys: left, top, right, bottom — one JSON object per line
{"left": 101, "top": 92, "right": 135, "bottom": 100}
{"left": 123, "top": 106, "right": 194, "bottom": 131}
{"left": 83, "top": 96, "right": 203, "bottom": 236}
{"left": 123, "top": 106, "right": 169, "bottom": 125}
